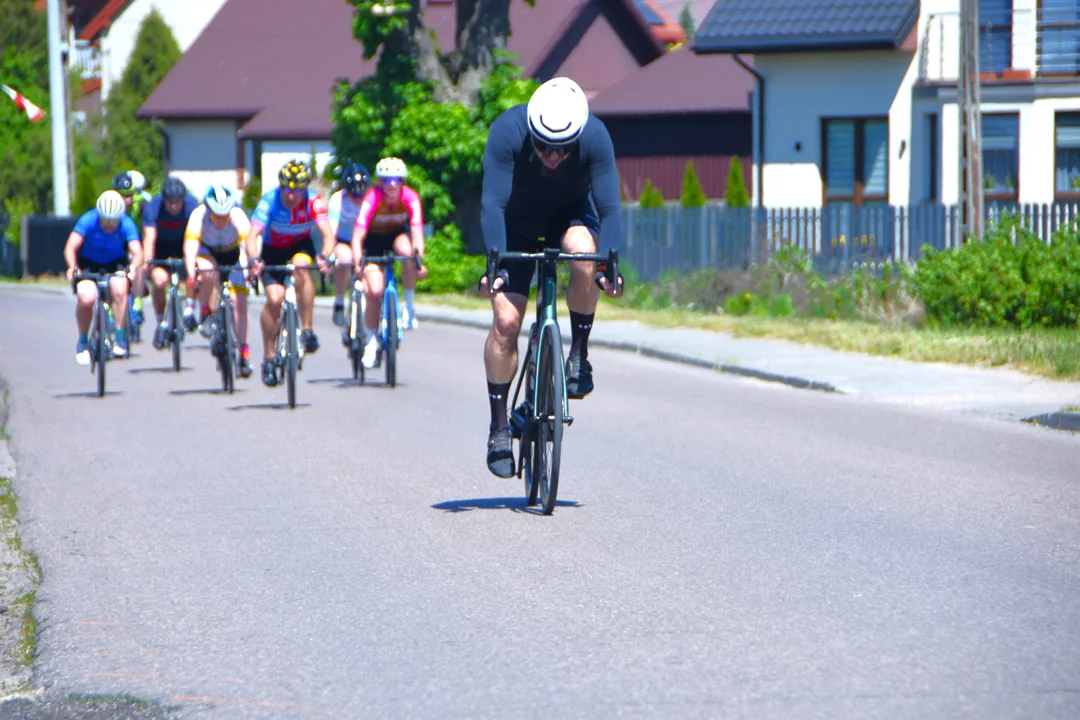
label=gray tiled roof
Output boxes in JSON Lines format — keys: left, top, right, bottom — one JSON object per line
{"left": 692, "top": 0, "right": 919, "bottom": 54}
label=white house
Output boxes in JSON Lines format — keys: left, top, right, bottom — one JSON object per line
{"left": 692, "top": 0, "right": 1080, "bottom": 211}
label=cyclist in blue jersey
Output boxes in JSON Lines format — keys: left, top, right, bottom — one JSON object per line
{"left": 64, "top": 191, "right": 143, "bottom": 365}
{"left": 143, "top": 176, "right": 200, "bottom": 349}
{"left": 246, "top": 159, "right": 334, "bottom": 387}
{"left": 326, "top": 162, "right": 370, "bottom": 326}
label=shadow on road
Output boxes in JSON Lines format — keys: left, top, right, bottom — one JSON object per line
{"left": 127, "top": 366, "right": 190, "bottom": 374}
{"left": 168, "top": 387, "right": 249, "bottom": 397}
{"left": 431, "top": 496, "right": 582, "bottom": 514}
{"left": 226, "top": 402, "right": 312, "bottom": 411}
{"left": 52, "top": 390, "right": 124, "bottom": 399}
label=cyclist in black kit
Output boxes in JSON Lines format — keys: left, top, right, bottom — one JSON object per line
{"left": 478, "top": 76, "right": 624, "bottom": 477}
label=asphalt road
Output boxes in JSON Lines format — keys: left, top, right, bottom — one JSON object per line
{"left": 1, "top": 286, "right": 1079, "bottom": 719}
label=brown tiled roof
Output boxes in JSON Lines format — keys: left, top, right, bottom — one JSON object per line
{"left": 589, "top": 45, "right": 753, "bottom": 115}
{"left": 140, "top": 0, "right": 668, "bottom": 138}
{"left": 79, "top": 0, "right": 129, "bottom": 40}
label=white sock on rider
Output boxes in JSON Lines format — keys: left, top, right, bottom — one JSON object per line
{"left": 404, "top": 289, "right": 415, "bottom": 317}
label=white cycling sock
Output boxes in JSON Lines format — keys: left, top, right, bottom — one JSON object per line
{"left": 404, "top": 289, "right": 415, "bottom": 317}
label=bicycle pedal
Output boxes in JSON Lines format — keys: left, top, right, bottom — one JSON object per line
{"left": 565, "top": 415, "right": 574, "bottom": 426}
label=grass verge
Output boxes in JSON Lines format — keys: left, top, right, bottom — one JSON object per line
{"left": 420, "top": 293, "right": 1080, "bottom": 381}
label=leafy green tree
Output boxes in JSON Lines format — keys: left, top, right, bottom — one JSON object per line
{"left": 725, "top": 156, "right": 750, "bottom": 207}
{"left": 73, "top": 166, "right": 99, "bottom": 215}
{"left": 102, "top": 9, "right": 181, "bottom": 182}
{"left": 680, "top": 160, "right": 707, "bottom": 207}
{"left": 678, "top": 3, "right": 695, "bottom": 38}
{"left": 0, "top": 0, "right": 51, "bottom": 213}
{"left": 333, "top": 0, "right": 538, "bottom": 289}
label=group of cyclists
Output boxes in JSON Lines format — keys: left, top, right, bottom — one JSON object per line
{"left": 63, "top": 76, "right": 625, "bottom": 477}
{"left": 63, "top": 155, "right": 429, "bottom": 386}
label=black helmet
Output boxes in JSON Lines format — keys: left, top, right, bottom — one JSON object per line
{"left": 112, "top": 172, "right": 134, "bottom": 196}
{"left": 278, "top": 159, "right": 311, "bottom": 191}
{"left": 342, "top": 162, "right": 370, "bottom": 196}
{"left": 162, "top": 176, "right": 187, "bottom": 200}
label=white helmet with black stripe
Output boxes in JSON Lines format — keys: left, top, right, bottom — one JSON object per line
{"left": 204, "top": 184, "right": 237, "bottom": 216}
{"left": 527, "top": 77, "right": 589, "bottom": 146}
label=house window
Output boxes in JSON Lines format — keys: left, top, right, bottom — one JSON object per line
{"left": 1038, "top": 0, "right": 1080, "bottom": 76}
{"left": 1055, "top": 112, "right": 1080, "bottom": 195}
{"left": 822, "top": 117, "right": 888, "bottom": 205}
{"left": 982, "top": 113, "right": 1019, "bottom": 198}
{"left": 980, "top": 0, "right": 1013, "bottom": 73}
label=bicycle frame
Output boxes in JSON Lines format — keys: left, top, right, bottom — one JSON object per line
{"left": 259, "top": 264, "right": 317, "bottom": 407}
{"left": 196, "top": 262, "right": 248, "bottom": 392}
{"left": 73, "top": 269, "right": 128, "bottom": 396}
{"left": 152, "top": 258, "right": 187, "bottom": 371}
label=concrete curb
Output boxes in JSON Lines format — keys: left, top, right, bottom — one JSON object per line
{"left": 1, "top": 283, "right": 839, "bottom": 395}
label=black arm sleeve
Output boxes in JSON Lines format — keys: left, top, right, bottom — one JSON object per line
{"left": 480, "top": 117, "right": 516, "bottom": 254}
{"left": 586, "top": 121, "right": 623, "bottom": 255}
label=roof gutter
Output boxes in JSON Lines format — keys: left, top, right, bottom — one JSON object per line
{"left": 731, "top": 53, "right": 763, "bottom": 207}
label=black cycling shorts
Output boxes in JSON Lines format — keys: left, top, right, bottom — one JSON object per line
{"left": 501, "top": 196, "right": 600, "bottom": 297}
{"left": 363, "top": 231, "right": 404, "bottom": 259}
{"left": 206, "top": 247, "right": 242, "bottom": 267}
{"left": 261, "top": 238, "right": 317, "bottom": 286}
{"left": 76, "top": 256, "right": 127, "bottom": 275}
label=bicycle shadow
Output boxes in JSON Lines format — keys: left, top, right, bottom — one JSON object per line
{"left": 127, "top": 366, "right": 191, "bottom": 374}
{"left": 226, "top": 402, "right": 312, "bottom": 411}
{"left": 169, "top": 388, "right": 249, "bottom": 397}
{"left": 431, "top": 496, "right": 582, "bottom": 515}
{"left": 53, "top": 390, "right": 124, "bottom": 399}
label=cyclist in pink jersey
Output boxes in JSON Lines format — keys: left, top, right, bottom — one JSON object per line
{"left": 350, "top": 157, "right": 428, "bottom": 368}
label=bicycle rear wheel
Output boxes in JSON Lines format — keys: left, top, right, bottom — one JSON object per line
{"left": 95, "top": 302, "right": 108, "bottom": 397}
{"left": 285, "top": 305, "right": 298, "bottom": 408}
{"left": 385, "top": 295, "right": 397, "bottom": 388}
{"left": 537, "top": 328, "right": 564, "bottom": 515}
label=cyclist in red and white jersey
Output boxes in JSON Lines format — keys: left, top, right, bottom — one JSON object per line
{"left": 327, "top": 162, "right": 370, "bottom": 326}
{"left": 246, "top": 159, "right": 334, "bottom": 387}
{"left": 350, "top": 157, "right": 427, "bottom": 368}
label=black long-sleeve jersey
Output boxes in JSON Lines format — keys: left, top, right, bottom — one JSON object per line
{"left": 480, "top": 104, "right": 622, "bottom": 255}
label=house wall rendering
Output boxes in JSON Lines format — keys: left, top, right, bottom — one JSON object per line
{"left": 166, "top": 120, "right": 242, "bottom": 196}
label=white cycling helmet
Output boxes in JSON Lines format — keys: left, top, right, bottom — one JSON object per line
{"left": 204, "top": 184, "right": 237, "bottom": 216}
{"left": 375, "top": 157, "right": 407, "bottom": 179}
{"left": 527, "top": 77, "right": 589, "bottom": 146}
{"left": 96, "top": 190, "right": 126, "bottom": 221}
{"left": 128, "top": 170, "right": 146, "bottom": 192}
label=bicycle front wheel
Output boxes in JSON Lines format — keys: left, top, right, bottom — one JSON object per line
{"left": 349, "top": 289, "right": 364, "bottom": 383}
{"left": 219, "top": 303, "right": 235, "bottom": 394}
{"left": 95, "top": 302, "right": 109, "bottom": 397}
{"left": 385, "top": 295, "right": 397, "bottom": 388}
{"left": 537, "top": 328, "right": 564, "bottom": 515}
{"left": 285, "top": 305, "right": 298, "bottom": 408}
{"left": 169, "top": 291, "right": 182, "bottom": 372}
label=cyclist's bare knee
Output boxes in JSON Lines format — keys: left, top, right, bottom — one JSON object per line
{"left": 491, "top": 293, "right": 526, "bottom": 350}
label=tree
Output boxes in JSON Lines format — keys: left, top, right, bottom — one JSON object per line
{"left": 333, "top": 0, "right": 539, "bottom": 288}
{"left": 678, "top": 3, "right": 695, "bottom": 38}
{"left": 73, "top": 166, "right": 99, "bottom": 215}
{"left": 680, "top": 160, "right": 707, "bottom": 207}
{"left": 242, "top": 177, "right": 263, "bottom": 214}
{"left": 102, "top": 9, "right": 181, "bottom": 182}
{"left": 638, "top": 179, "right": 665, "bottom": 208}
{"left": 0, "top": 0, "right": 52, "bottom": 213}
{"left": 725, "top": 156, "right": 750, "bottom": 207}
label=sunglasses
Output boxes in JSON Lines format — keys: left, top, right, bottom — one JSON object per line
{"left": 532, "top": 139, "right": 574, "bottom": 160}
{"left": 283, "top": 185, "right": 307, "bottom": 194}
{"left": 381, "top": 177, "right": 403, "bottom": 187}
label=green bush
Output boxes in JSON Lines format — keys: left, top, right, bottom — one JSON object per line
{"left": 680, "top": 160, "right": 707, "bottom": 207}
{"left": 638, "top": 179, "right": 664, "bottom": 208}
{"left": 415, "top": 224, "right": 485, "bottom": 294}
{"left": 914, "top": 218, "right": 1080, "bottom": 329}
{"left": 3, "top": 197, "right": 33, "bottom": 246}
{"left": 242, "top": 176, "right": 262, "bottom": 214}
{"left": 725, "top": 156, "right": 750, "bottom": 207}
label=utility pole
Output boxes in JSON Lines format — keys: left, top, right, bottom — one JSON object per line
{"left": 957, "top": 0, "right": 983, "bottom": 244}
{"left": 47, "top": 0, "right": 71, "bottom": 216}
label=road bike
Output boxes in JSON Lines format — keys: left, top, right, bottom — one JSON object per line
{"left": 341, "top": 266, "right": 367, "bottom": 383}
{"left": 258, "top": 264, "right": 312, "bottom": 408}
{"left": 498, "top": 247, "right": 619, "bottom": 515}
{"left": 358, "top": 254, "right": 423, "bottom": 388}
{"left": 72, "top": 268, "right": 129, "bottom": 398}
{"left": 151, "top": 258, "right": 188, "bottom": 372}
{"left": 196, "top": 263, "right": 248, "bottom": 394}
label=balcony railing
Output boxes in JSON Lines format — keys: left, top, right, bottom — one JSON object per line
{"left": 69, "top": 40, "right": 101, "bottom": 80}
{"left": 919, "top": 8, "right": 1080, "bottom": 83}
